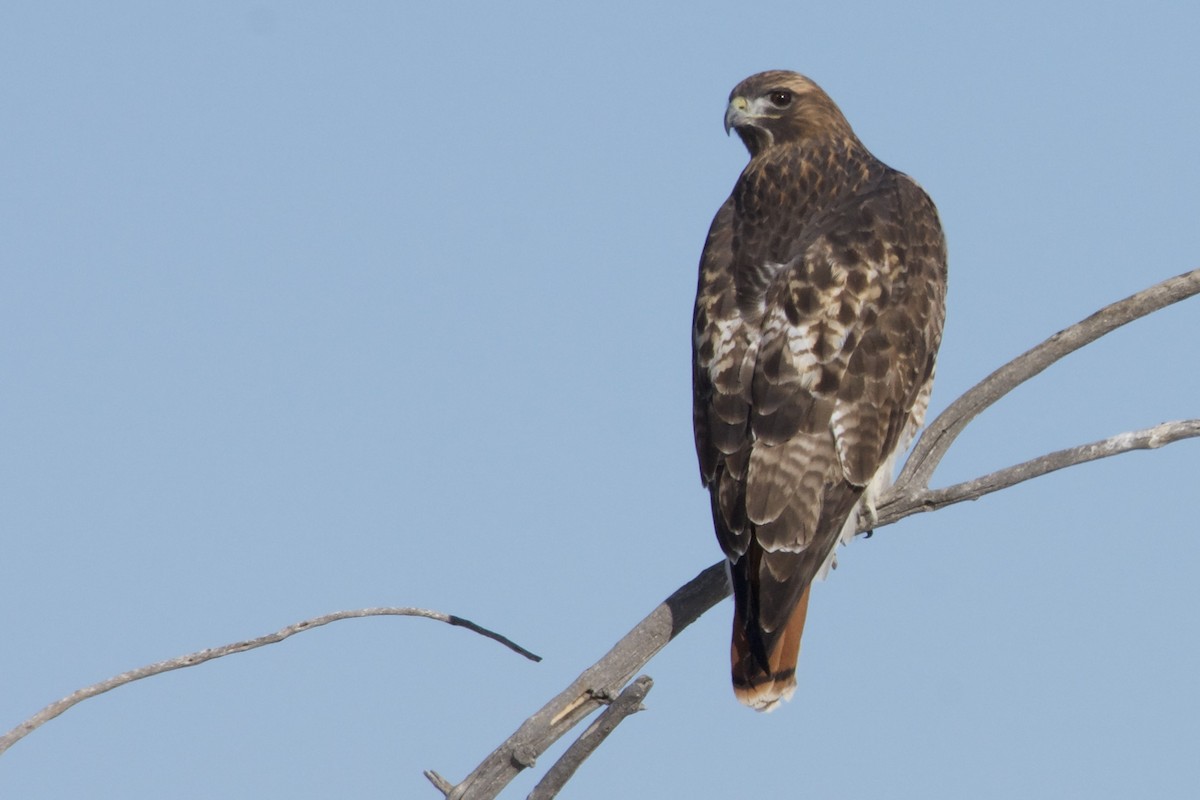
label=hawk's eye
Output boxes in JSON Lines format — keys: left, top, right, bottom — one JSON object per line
{"left": 768, "top": 90, "right": 793, "bottom": 108}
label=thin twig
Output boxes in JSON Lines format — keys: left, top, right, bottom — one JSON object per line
{"left": 0, "top": 607, "right": 539, "bottom": 757}
{"left": 527, "top": 675, "right": 654, "bottom": 800}
{"left": 446, "top": 615, "right": 543, "bottom": 662}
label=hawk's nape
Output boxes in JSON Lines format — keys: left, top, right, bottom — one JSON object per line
{"left": 692, "top": 71, "right": 947, "bottom": 711}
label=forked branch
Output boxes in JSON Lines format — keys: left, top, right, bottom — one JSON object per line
{"left": 429, "top": 267, "right": 1200, "bottom": 799}
{"left": 896, "top": 268, "right": 1200, "bottom": 489}
{"left": 526, "top": 675, "right": 654, "bottom": 800}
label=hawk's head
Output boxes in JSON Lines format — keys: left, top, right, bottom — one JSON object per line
{"left": 724, "top": 71, "right": 857, "bottom": 155}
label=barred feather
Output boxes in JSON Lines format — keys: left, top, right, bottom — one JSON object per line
{"left": 692, "top": 71, "right": 947, "bottom": 711}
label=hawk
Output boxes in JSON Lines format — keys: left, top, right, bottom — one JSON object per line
{"left": 692, "top": 71, "right": 947, "bottom": 711}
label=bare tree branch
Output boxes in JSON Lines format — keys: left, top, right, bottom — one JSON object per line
{"left": 430, "top": 564, "right": 729, "bottom": 800}
{"left": 433, "top": 268, "right": 1200, "bottom": 799}
{"left": 874, "top": 419, "right": 1200, "bottom": 526}
{"left": 896, "top": 267, "right": 1200, "bottom": 490}
{"left": 0, "top": 607, "right": 539, "bottom": 757}
{"left": 526, "top": 675, "right": 654, "bottom": 800}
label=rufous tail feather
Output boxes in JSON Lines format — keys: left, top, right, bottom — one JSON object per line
{"left": 731, "top": 585, "right": 810, "bottom": 712}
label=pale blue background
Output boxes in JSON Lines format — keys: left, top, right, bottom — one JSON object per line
{"left": 3, "top": 2, "right": 1198, "bottom": 798}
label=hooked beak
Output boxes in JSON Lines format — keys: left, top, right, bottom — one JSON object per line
{"left": 724, "top": 96, "right": 750, "bottom": 135}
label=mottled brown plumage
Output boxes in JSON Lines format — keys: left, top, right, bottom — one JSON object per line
{"left": 692, "top": 71, "right": 947, "bottom": 710}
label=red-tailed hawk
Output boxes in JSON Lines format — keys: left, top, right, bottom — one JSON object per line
{"left": 692, "top": 71, "right": 947, "bottom": 711}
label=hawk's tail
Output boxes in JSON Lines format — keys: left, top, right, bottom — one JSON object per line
{"left": 730, "top": 582, "right": 811, "bottom": 712}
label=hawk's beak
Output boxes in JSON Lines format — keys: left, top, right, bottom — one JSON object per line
{"left": 724, "top": 96, "right": 750, "bottom": 135}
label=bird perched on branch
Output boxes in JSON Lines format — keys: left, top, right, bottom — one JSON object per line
{"left": 692, "top": 71, "right": 947, "bottom": 710}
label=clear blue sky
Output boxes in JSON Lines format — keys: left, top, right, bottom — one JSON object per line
{"left": 3, "top": 2, "right": 1198, "bottom": 798}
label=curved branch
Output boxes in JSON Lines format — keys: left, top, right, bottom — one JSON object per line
{"left": 897, "top": 267, "right": 1200, "bottom": 489}
{"left": 0, "top": 607, "right": 540, "bottom": 757}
